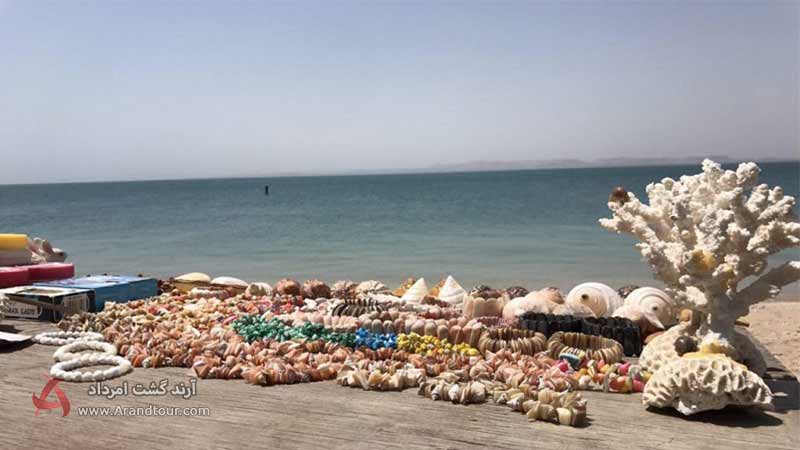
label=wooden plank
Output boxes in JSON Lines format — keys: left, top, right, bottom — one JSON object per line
{"left": 0, "top": 319, "right": 797, "bottom": 450}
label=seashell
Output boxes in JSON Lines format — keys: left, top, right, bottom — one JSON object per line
{"left": 551, "top": 303, "right": 594, "bottom": 317}
{"left": 463, "top": 296, "right": 508, "bottom": 319}
{"left": 302, "top": 279, "right": 331, "bottom": 299}
{"left": 437, "top": 276, "right": 466, "bottom": 306}
{"left": 502, "top": 289, "right": 560, "bottom": 320}
{"left": 428, "top": 278, "right": 447, "bottom": 298}
{"left": 275, "top": 278, "right": 301, "bottom": 296}
{"left": 642, "top": 353, "right": 773, "bottom": 415}
{"left": 331, "top": 280, "right": 357, "bottom": 299}
{"left": 423, "top": 320, "right": 437, "bottom": 337}
{"left": 210, "top": 276, "right": 248, "bottom": 289}
{"left": 565, "top": 282, "right": 623, "bottom": 317}
{"left": 392, "top": 278, "right": 416, "bottom": 297}
{"left": 400, "top": 278, "right": 428, "bottom": 303}
{"left": 505, "top": 286, "right": 529, "bottom": 299}
{"left": 469, "top": 285, "right": 504, "bottom": 299}
{"left": 538, "top": 287, "right": 564, "bottom": 304}
{"left": 356, "top": 280, "right": 388, "bottom": 294}
{"left": 173, "top": 272, "right": 211, "bottom": 293}
{"left": 616, "top": 285, "right": 639, "bottom": 299}
{"left": 622, "top": 287, "right": 675, "bottom": 328}
{"left": 612, "top": 304, "right": 664, "bottom": 336}
{"left": 245, "top": 282, "right": 272, "bottom": 297}
{"left": 189, "top": 287, "right": 226, "bottom": 299}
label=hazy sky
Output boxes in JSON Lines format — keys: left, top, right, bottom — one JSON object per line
{"left": 0, "top": 0, "right": 797, "bottom": 184}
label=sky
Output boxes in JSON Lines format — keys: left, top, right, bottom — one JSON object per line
{"left": 0, "top": 0, "right": 797, "bottom": 184}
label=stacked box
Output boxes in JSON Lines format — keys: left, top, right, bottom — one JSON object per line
{"left": 0, "top": 286, "right": 91, "bottom": 321}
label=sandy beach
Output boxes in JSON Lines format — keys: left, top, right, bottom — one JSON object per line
{"left": 745, "top": 300, "right": 800, "bottom": 376}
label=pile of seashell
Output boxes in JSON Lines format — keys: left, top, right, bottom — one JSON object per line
{"left": 46, "top": 274, "right": 688, "bottom": 428}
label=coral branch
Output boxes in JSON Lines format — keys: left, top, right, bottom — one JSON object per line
{"left": 736, "top": 261, "right": 800, "bottom": 306}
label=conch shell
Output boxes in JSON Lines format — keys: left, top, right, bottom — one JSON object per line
{"left": 503, "top": 288, "right": 563, "bottom": 317}
{"left": 437, "top": 276, "right": 466, "bottom": 306}
{"left": 400, "top": 278, "right": 428, "bottom": 302}
{"left": 565, "top": 282, "right": 623, "bottom": 317}
{"left": 616, "top": 287, "right": 675, "bottom": 329}
{"left": 393, "top": 278, "right": 416, "bottom": 297}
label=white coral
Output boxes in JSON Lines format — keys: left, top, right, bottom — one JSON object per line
{"left": 600, "top": 160, "right": 800, "bottom": 347}
{"left": 642, "top": 354, "right": 774, "bottom": 415}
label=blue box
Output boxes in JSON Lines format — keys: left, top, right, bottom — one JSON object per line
{"left": 35, "top": 275, "right": 158, "bottom": 311}
{"left": 1, "top": 286, "right": 92, "bottom": 321}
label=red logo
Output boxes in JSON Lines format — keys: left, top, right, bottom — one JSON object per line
{"left": 32, "top": 376, "right": 70, "bottom": 417}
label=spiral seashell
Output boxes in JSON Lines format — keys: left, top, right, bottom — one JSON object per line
{"left": 437, "top": 276, "right": 466, "bottom": 306}
{"left": 621, "top": 287, "right": 675, "bottom": 328}
{"left": 400, "top": 278, "right": 428, "bottom": 302}
{"left": 392, "top": 278, "right": 416, "bottom": 297}
{"left": 565, "top": 282, "right": 623, "bottom": 317}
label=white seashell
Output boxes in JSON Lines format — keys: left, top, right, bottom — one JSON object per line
{"left": 211, "top": 276, "right": 248, "bottom": 288}
{"left": 437, "top": 276, "right": 466, "bottom": 306}
{"left": 356, "top": 280, "right": 388, "bottom": 294}
{"left": 509, "top": 289, "right": 564, "bottom": 316}
{"left": 565, "top": 282, "right": 623, "bottom": 317}
{"left": 173, "top": 272, "right": 212, "bottom": 293}
{"left": 176, "top": 272, "right": 210, "bottom": 282}
{"left": 245, "top": 282, "right": 273, "bottom": 297}
{"left": 612, "top": 304, "right": 664, "bottom": 333}
{"left": 370, "top": 293, "right": 401, "bottom": 303}
{"left": 552, "top": 303, "right": 595, "bottom": 317}
{"left": 623, "top": 287, "right": 675, "bottom": 328}
{"left": 642, "top": 354, "right": 774, "bottom": 415}
{"left": 401, "top": 278, "right": 428, "bottom": 303}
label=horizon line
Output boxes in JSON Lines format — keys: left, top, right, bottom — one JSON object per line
{"left": 2, "top": 157, "right": 797, "bottom": 187}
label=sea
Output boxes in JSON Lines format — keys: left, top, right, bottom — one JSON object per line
{"left": 1, "top": 162, "right": 798, "bottom": 295}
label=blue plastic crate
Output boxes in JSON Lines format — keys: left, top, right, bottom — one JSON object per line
{"left": 35, "top": 275, "right": 158, "bottom": 311}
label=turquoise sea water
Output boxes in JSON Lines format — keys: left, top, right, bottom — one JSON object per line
{"left": 1, "top": 163, "right": 798, "bottom": 294}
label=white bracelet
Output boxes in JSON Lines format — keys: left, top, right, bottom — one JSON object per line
{"left": 50, "top": 354, "right": 133, "bottom": 382}
{"left": 33, "top": 331, "right": 104, "bottom": 346}
{"left": 53, "top": 341, "right": 118, "bottom": 362}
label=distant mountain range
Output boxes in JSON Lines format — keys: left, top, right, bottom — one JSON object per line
{"left": 420, "top": 155, "right": 797, "bottom": 174}
{"left": 292, "top": 155, "right": 797, "bottom": 178}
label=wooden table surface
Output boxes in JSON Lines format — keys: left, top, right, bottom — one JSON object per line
{"left": 1, "top": 319, "right": 797, "bottom": 450}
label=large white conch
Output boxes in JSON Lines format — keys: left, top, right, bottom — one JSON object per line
{"left": 437, "top": 276, "right": 466, "bottom": 306}
{"left": 565, "top": 282, "right": 623, "bottom": 317}
{"left": 613, "top": 287, "right": 675, "bottom": 330}
{"left": 400, "top": 278, "right": 428, "bottom": 302}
